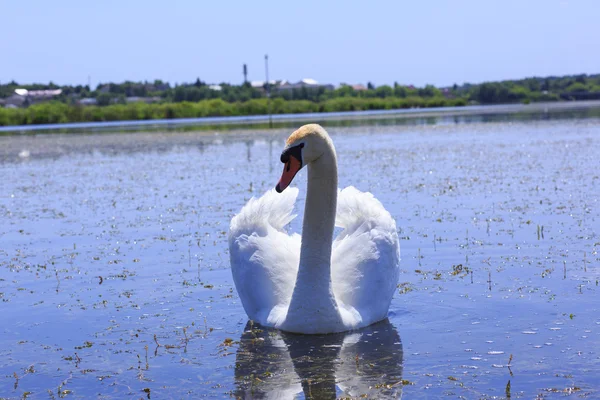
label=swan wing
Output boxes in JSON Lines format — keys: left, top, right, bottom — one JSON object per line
{"left": 229, "top": 188, "right": 301, "bottom": 325}
{"left": 332, "top": 186, "right": 400, "bottom": 326}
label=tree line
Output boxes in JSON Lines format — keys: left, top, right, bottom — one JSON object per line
{"left": 1, "top": 73, "right": 599, "bottom": 126}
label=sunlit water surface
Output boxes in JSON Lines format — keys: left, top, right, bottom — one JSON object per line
{"left": 1, "top": 114, "right": 599, "bottom": 399}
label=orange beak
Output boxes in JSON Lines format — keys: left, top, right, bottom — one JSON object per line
{"left": 276, "top": 156, "right": 302, "bottom": 193}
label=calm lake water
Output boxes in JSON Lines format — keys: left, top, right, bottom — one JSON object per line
{"left": 1, "top": 108, "right": 599, "bottom": 398}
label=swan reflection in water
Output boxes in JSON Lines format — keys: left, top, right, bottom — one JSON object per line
{"left": 234, "top": 319, "right": 403, "bottom": 399}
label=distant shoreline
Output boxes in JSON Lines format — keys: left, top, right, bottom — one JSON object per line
{"left": 1, "top": 100, "right": 600, "bottom": 134}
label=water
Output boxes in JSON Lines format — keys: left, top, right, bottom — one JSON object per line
{"left": 1, "top": 112, "right": 599, "bottom": 398}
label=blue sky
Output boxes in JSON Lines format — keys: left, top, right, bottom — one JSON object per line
{"left": 1, "top": 0, "right": 597, "bottom": 88}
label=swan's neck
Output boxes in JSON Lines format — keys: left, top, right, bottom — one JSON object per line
{"left": 299, "top": 153, "right": 338, "bottom": 275}
{"left": 285, "top": 144, "right": 341, "bottom": 330}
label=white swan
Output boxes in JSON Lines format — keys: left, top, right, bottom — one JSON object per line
{"left": 229, "top": 124, "right": 400, "bottom": 334}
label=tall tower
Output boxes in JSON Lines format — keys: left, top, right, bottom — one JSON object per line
{"left": 243, "top": 64, "right": 248, "bottom": 84}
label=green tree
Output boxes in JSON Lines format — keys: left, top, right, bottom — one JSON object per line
{"left": 566, "top": 82, "right": 587, "bottom": 92}
{"left": 375, "top": 85, "right": 393, "bottom": 98}
{"left": 97, "top": 93, "right": 114, "bottom": 106}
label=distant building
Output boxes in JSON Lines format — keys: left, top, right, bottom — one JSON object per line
{"left": 251, "top": 80, "right": 279, "bottom": 89}
{"left": 4, "top": 94, "right": 27, "bottom": 107}
{"left": 15, "top": 88, "right": 62, "bottom": 99}
{"left": 351, "top": 84, "right": 367, "bottom": 91}
{"left": 208, "top": 84, "right": 222, "bottom": 91}
{"left": 277, "top": 78, "right": 334, "bottom": 92}
{"left": 9, "top": 88, "right": 63, "bottom": 106}
{"left": 78, "top": 98, "right": 98, "bottom": 106}
{"left": 125, "top": 96, "right": 161, "bottom": 104}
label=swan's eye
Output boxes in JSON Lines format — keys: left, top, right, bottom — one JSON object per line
{"left": 280, "top": 143, "right": 304, "bottom": 165}
{"left": 286, "top": 161, "right": 291, "bottom": 172}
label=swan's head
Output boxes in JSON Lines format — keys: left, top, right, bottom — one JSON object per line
{"left": 276, "top": 124, "right": 332, "bottom": 193}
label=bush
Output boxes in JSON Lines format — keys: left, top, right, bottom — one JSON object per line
{"left": 0, "top": 96, "right": 470, "bottom": 126}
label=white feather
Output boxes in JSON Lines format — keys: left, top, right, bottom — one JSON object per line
{"left": 332, "top": 186, "right": 401, "bottom": 327}
{"left": 229, "top": 188, "right": 301, "bottom": 325}
{"left": 229, "top": 185, "right": 400, "bottom": 331}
